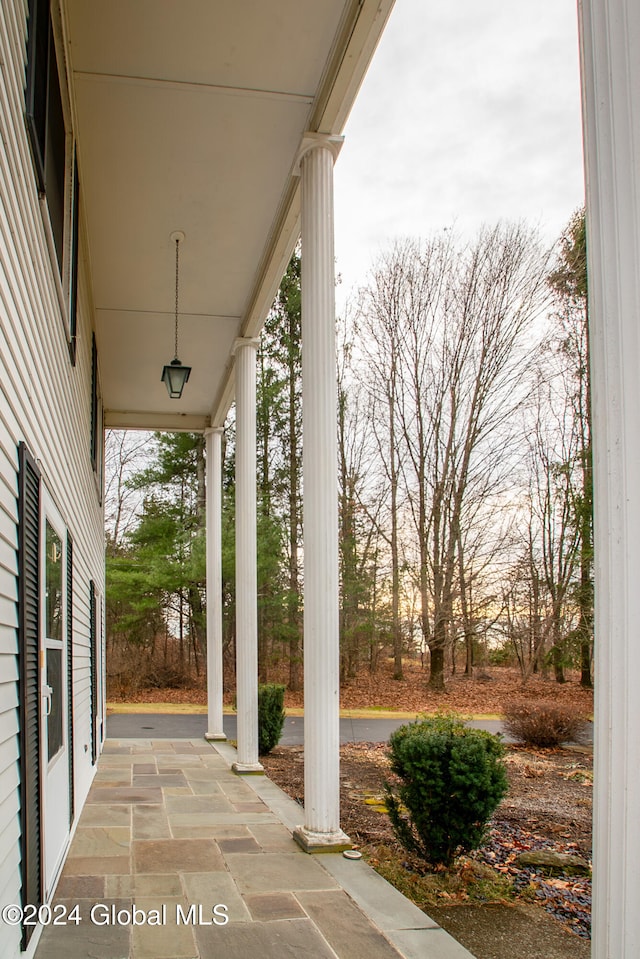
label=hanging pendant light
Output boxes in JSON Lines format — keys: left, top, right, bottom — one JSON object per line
{"left": 161, "top": 231, "right": 191, "bottom": 399}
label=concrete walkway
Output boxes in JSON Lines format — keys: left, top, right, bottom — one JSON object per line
{"left": 35, "top": 738, "right": 474, "bottom": 959}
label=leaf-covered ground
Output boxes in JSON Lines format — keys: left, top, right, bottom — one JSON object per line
{"left": 110, "top": 660, "right": 594, "bottom": 719}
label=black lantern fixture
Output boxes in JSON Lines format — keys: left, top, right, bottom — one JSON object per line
{"left": 161, "top": 231, "right": 191, "bottom": 399}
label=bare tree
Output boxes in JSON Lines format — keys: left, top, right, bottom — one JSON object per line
{"left": 356, "top": 226, "right": 550, "bottom": 689}
{"left": 104, "top": 429, "right": 154, "bottom": 548}
{"left": 528, "top": 368, "right": 581, "bottom": 681}
{"left": 357, "top": 257, "right": 410, "bottom": 679}
{"left": 336, "top": 316, "right": 392, "bottom": 679}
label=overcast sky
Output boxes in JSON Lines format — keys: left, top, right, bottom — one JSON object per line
{"left": 333, "top": 0, "right": 585, "bottom": 311}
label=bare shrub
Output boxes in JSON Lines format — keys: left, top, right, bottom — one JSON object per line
{"left": 502, "top": 700, "right": 588, "bottom": 747}
{"left": 107, "top": 639, "right": 191, "bottom": 699}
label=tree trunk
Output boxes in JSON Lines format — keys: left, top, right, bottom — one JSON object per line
{"left": 287, "top": 299, "right": 303, "bottom": 692}
{"left": 458, "top": 531, "right": 474, "bottom": 677}
{"left": 429, "top": 639, "right": 446, "bottom": 691}
{"left": 578, "top": 445, "right": 593, "bottom": 687}
{"left": 389, "top": 378, "right": 403, "bottom": 680}
{"left": 552, "top": 644, "right": 566, "bottom": 683}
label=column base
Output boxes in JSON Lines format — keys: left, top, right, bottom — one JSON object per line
{"left": 293, "top": 825, "right": 351, "bottom": 854}
{"left": 232, "top": 761, "right": 264, "bottom": 775}
{"left": 204, "top": 732, "right": 227, "bottom": 741}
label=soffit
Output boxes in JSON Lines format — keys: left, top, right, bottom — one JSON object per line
{"left": 62, "top": 0, "right": 394, "bottom": 427}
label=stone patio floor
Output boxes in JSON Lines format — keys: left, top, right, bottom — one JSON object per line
{"left": 34, "top": 738, "right": 474, "bottom": 959}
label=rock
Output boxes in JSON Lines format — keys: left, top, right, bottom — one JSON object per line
{"left": 516, "top": 849, "right": 591, "bottom": 876}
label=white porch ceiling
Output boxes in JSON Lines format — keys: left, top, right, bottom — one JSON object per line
{"left": 62, "top": 0, "right": 394, "bottom": 429}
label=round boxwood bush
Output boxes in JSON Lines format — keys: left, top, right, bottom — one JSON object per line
{"left": 258, "top": 683, "right": 286, "bottom": 755}
{"left": 384, "top": 715, "right": 508, "bottom": 867}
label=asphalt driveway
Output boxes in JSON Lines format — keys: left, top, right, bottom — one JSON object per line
{"left": 106, "top": 713, "right": 517, "bottom": 743}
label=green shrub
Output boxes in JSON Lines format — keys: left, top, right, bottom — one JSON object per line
{"left": 502, "top": 701, "right": 588, "bottom": 747}
{"left": 258, "top": 683, "right": 286, "bottom": 755}
{"left": 384, "top": 716, "right": 508, "bottom": 867}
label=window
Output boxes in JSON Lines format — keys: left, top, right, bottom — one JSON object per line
{"left": 25, "top": 0, "right": 80, "bottom": 362}
{"left": 45, "top": 521, "right": 63, "bottom": 762}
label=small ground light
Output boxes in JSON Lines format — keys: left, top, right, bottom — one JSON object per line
{"left": 343, "top": 849, "right": 362, "bottom": 860}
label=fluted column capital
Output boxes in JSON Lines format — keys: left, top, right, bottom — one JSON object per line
{"left": 294, "top": 133, "right": 344, "bottom": 175}
{"left": 232, "top": 336, "right": 260, "bottom": 355}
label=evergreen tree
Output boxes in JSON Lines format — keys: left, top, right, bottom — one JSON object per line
{"left": 106, "top": 432, "right": 207, "bottom": 678}
{"left": 257, "top": 253, "right": 303, "bottom": 688}
{"left": 548, "top": 209, "right": 593, "bottom": 687}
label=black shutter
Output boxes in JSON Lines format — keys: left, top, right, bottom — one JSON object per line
{"left": 66, "top": 532, "right": 74, "bottom": 824}
{"left": 90, "top": 334, "right": 98, "bottom": 470}
{"left": 44, "top": 21, "right": 65, "bottom": 271}
{"left": 17, "top": 443, "right": 42, "bottom": 948}
{"left": 89, "top": 580, "right": 97, "bottom": 764}
{"left": 68, "top": 154, "right": 80, "bottom": 365}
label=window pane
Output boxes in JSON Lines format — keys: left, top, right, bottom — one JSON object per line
{"left": 47, "top": 647, "right": 63, "bottom": 761}
{"left": 45, "top": 521, "right": 62, "bottom": 641}
{"left": 45, "top": 23, "right": 66, "bottom": 272}
{"left": 25, "top": 0, "right": 50, "bottom": 190}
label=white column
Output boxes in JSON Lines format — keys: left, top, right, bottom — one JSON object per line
{"left": 204, "top": 427, "right": 225, "bottom": 741}
{"left": 578, "top": 2, "right": 640, "bottom": 955}
{"left": 293, "top": 134, "right": 349, "bottom": 851}
{"left": 232, "top": 338, "right": 263, "bottom": 773}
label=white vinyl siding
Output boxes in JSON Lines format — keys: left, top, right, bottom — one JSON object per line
{"left": 0, "top": 2, "right": 104, "bottom": 953}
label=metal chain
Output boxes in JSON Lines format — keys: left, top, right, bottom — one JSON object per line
{"left": 174, "top": 237, "right": 180, "bottom": 360}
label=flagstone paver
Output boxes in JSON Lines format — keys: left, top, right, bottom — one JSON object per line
{"left": 79, "top": 803, "right": 131, "bottom": 827}
{"left": 217, "top": 836, "right": 261, "bottom": 854}
{"left": 248, "top": 823, "right": 298, "bottom": 852}
{"left": 34, "top": 738, "right": 474, "bottom": 959}
{"left": 189, "top": 780, "right": 225, "bottom": 795}
{"left": 133, "top": 763, "right": 157, "bottom": 774}
{"left": 55, "top": 875, "right": 106, "bottom": 899}
{"left": 297, "top": 889, "right": 408, "bottom": 959}
{"left": 67, "top": 826, "right": 131, "bottom": 858}
{"left": 133, "top": 837, "right": 224, "bottom": 874}
{"left": 132, "top": 773, "right": 189, "bottom": 788}
{"left": 169, "top": 821, "right": 270, "bottom": 839}
{"left": 165, "top": 794, "right": 234, "bottom": 816}
{"left": 181, "top": 872, "right": 251, "bottom": 922}
{"left": 243, "top": 892, "right": 306, "bottom": 922}
{"left": 61, "top": 854, "right": 131, "bottom": 876}
{"left": 87, "top": 786, "right": 163, "bottom": 804}
{"left": 195, "top": 916, "right": 340, "bottom": 959}
{"left": 94, "top": 766, "right": 133, "bottom": 782}
{"left": 223, "top": 851, "right": 340, "bottom": 894}
{"left": 130, "top": 897, "right": 197, "bottom": 959}
{"left": 132, "top": 803, "right": 171, "bottom": 840}
{"left": 36, "top": 906, "right": 131, "bottom": 959}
